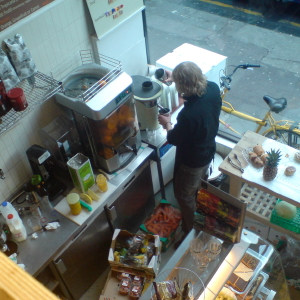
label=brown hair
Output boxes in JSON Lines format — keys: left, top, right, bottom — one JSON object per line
{"left": 172, "top": 61, "right": 207, "bottom": 97}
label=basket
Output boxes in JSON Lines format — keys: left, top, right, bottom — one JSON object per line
{"left": 151, "top": 267, "right": 206, "bottom": 300}
{"left": 270, "top": 199, "right": 300, "bottom": 234}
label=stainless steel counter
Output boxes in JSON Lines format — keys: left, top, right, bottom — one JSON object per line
{"left": 1, "top": 147, "right": 154, "bottom": 278}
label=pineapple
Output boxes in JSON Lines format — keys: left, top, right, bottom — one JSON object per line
{"left": 263, "top": 149, "right": 282, "bottom": 181}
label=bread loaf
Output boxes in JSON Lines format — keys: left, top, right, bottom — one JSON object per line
{"left": 260, "top": 153, "right": 269, "bottom": 165}
{"left": 253, "top": 145, "right": 265, "bottom": 156}
{"left": 285, "top": 166, "right": 296, "bottom": 176}
{"left": 253, "top": 157, "right": 264, "bottom": 167}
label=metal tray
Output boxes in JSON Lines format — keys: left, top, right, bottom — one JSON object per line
{"left": 227, "top": 247, "right": 272, "bottom": 295}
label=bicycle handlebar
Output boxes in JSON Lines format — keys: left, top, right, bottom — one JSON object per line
{"left": 220, "top": 63, "right": 261, "bottom": 90}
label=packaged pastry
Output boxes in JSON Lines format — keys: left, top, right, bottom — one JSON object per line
{"left": 0, "top": 49, "right": 20, "bottom": 91}
{"left": 4, "top": 34, "right": 37, "bottom": 82}
{"left": 155, "top": 280, "right": 180, "bottom": 300}
{"left": 117, "top": 272, "right": 131, "bottom": 281}
{"left": 129, "top": 284, "right": 142, "bottom": 299}
{"left": 119, "top": 278, "right": 131, "bottom": 295}
{"left": 245, "top": 274, "right": 264, "bottom": 300}
{"left": 132, "top": 275, "right": 143, "bottom": 285}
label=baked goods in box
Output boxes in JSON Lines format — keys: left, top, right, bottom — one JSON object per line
{"left": 285, "top": 166, "right": 296, "bottom": 176}
{"left": 129, "top": 284, "right": 142, "bottom": 299}
{"left": 119, "top": 278, "right": 131, "bottom": 295}
{"left": 241, "top": 252, "right": 259, "bottom": 270}
{"left": 227, "top": 273, "right": 248, "bottom": 292}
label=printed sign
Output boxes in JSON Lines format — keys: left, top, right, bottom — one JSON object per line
{"left": 0, "top": 0, "right": 54, "bottom": 32}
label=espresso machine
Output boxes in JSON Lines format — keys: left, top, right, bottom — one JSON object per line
{"left": 55, "top": 53, "right": 141, "bottom": 174}
{"left": 26, "top": 144, "right": 67, "bottom": 200}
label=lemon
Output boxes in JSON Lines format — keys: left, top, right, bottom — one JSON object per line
{"left": 79, "top": 193, "right": 93, "bottom": 205}
{"left": 87, "top": 189, "right": 100, "bottom": 201}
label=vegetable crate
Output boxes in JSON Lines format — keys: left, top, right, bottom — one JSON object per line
{"left": 108, "top": 229, "right": 161, "bottom": 277}
{"left": 140, "top": 200, "right": 182, "bottom": 252}
{"left": 270, "top": 199, "right": 300, "bottom": 234}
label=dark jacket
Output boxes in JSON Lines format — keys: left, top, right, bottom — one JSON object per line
{"left": 167, "top": 81, "right": 222, "bottom": 168}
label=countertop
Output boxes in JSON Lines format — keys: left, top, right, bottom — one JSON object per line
{"left": 0, "top": 147, "right": 153, "bottom": 277}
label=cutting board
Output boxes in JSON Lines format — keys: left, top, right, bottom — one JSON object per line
{"left": 54, "top": 182, "right": 117, "bottom": 226}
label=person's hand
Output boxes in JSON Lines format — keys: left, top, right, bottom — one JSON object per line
{"left": 163, "top": 69, "right": 173, "bottom": 84}
{"left": 158, "top": 113, "right": 172, "bottom": 129}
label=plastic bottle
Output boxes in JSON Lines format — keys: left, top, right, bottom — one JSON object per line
{"left": 0, "top": 201, "right": 18, "bottom": 219}
{"left": 6, "top": 214, "right": 27, "bottom": 242}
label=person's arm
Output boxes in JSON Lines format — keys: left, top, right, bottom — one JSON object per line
{"left": 167, "top": 114, "right": 189, "bottom": 146}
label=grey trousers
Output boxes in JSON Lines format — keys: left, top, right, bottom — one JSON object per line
{"left": 174, "top": 162, "right": 210, "bottom": 235}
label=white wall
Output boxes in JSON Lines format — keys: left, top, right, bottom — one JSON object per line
{"left": 0, "top": 0, "right": 95, "bottom": 201}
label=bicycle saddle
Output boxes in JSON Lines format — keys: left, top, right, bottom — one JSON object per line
{"left": 263, "top": 95, "right": 287, "bottom": 113}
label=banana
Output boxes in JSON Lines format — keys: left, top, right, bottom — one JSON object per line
{"left": 79, "top": 193, "right": 93, "bottom": 205}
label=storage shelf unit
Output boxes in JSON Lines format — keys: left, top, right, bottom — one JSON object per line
{"left": 240, "top": 184, "right": 300, "bottom": 241}
{"left": 0, "top": 71, "right": 62, "bottom": 135}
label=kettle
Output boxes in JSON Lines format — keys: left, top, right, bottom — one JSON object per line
{"left": 131, "top": 75, "right": 163, "bottom": 130}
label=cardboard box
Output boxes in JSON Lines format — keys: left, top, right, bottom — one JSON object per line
{"left": 101, "top": 269, "right": 155, "bottom": 300}
{"left": 267, "top": 228, "right": 288, "bottom": 245}
{"left": 108, "top": 229, "right": 161, "bottom": 277}
{"left": 140, "top": 200, "right": 182, "bottom": 252}
{"left": 244, "top": 217, "right": 270, "bottom": 239}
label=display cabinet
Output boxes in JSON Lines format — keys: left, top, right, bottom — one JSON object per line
{"left": 141, "top": 229, "right": 290, "bottom": 300}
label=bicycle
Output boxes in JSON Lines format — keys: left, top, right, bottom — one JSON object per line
{"left": 219, "top": 63, "right": 300, "bottom": 149}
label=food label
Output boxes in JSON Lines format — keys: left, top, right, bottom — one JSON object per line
{"left": 122, "top": 281, "right": 129, "bottom": 287}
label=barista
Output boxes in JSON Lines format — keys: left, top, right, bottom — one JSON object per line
{"left": 158, "top": 62, "right": 222, "bottom": 248}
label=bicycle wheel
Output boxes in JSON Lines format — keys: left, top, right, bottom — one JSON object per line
{"left": 264, "top": 129, "right": 300, "bottom": 150}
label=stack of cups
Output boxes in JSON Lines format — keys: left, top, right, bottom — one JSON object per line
{"left": 189, "top": 238, "right": 210, "bottom": 272}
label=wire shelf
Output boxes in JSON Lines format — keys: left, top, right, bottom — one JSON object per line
{"left": 50, "top": 50, "right": 123, "bottom": 103}
{"left": 0, "top": 72, "right": 62, "bottom": 135}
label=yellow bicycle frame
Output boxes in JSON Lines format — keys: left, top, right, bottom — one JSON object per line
{"left": 220, "top": 82, "right": 300, "bottom": 140}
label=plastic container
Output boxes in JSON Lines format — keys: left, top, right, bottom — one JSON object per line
{"left": 129, "top": 283, "right": 142, "bottom": 299}
{"left": 0, "top": 201, "right": 17, "bottom": 219}
{"left": 119, "top": 278, "right": 131, "bottom": 295}
{"left": 7, "top": 214, "right": 27, "bottom": 242}
{"left": 270, "top": 199, "right": 300, "bottom": 234}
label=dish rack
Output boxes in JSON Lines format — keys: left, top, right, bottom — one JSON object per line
{"left": 50, "top": 49, "right": 122, "bottom": 103}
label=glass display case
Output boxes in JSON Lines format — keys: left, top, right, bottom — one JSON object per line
{"left": 141, "top": 229, "right": 290, "bottom": 300}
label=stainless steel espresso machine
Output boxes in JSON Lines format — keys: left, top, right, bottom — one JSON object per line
{"left": 55, "top": 51, "right": 141, "bottom": 174}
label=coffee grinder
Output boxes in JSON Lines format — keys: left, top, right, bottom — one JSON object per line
{"left": 26, "top": 144, "right": 66, "bottom": 201}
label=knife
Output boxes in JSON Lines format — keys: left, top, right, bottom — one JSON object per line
{"left": 79, "top": 200, "right": 92, "bottom": 212}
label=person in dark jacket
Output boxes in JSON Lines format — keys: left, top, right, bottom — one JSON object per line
{"left": 158, "top": 61, "right": 222, "bottom": 247}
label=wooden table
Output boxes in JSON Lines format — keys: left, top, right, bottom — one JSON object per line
{"left": 219, "top": 130, "right": 300, "bottom": 240}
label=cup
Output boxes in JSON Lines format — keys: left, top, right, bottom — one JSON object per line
{"left": 96, "top": 174, "right": 108, "bottom": 192}
{"left": 7, "top": 87, "right": 28, "bottom": 111}
{"left": 66, "top": 193, "right": 82, "bottom": 215}
{"left": 155, "top": 68, "right": 172, "bottom": 86}
{"left": 206, "top": 238, "right": 222, "bottom": 261}
{"left": 189, "top": 238, "right": 205, "bottom": 260}
{"left": 146, "top": 128, "right": 156, "bottom": 143}
{"left": 196, "top": 254, "right": 210, "bottom": 272}
{"left": 27, "top": 216, "right": 42, "bottom": 231}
